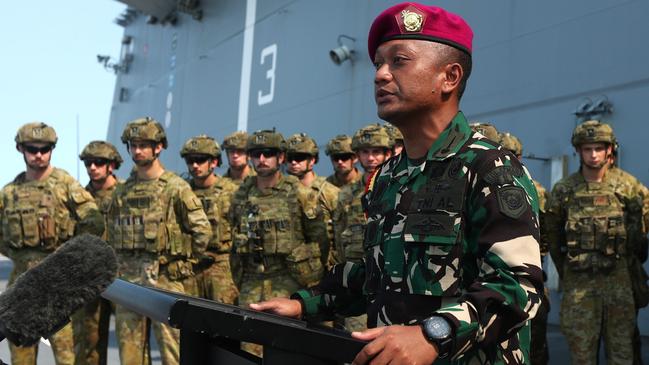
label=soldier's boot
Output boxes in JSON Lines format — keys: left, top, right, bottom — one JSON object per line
{"left": 115, "top": 305, "right": 151, "bottom": 365}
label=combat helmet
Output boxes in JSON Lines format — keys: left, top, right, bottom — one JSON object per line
{"left": 180, "top": 135, "right": 222, "bottom": 164}
{"left": 15, "top": 122, "right": 58, "bottom": 145}
{"left": 325, "top": 135, "right": 353, "bottom": 156}
{"left": 571, "top": 120, "right": 615, "bottom": 147}
{"left": 469, "top": 122, "right": 499, "bottom": 141}
{"left": 499, "top": 132, "right": 522, "bottom": 156}
{"left": 351, "top": 124, "right": 391, "bottom": 151}
{"left": 79, "top": 141, "right": 123, "bottom": 169}
{"left": 222, "top": 131, "right": 248, "bottom": 151}
{"left": 383, "top": 123, "right": 403, "bottom": 147}
{"left": 120, "top": 117, "right": 168, "bottom": 149}
{"left": 286, "top": 133, "right": 319, "bottom": 157}
{"left": 247, "top": 129, "right": 286, "bottom": 152}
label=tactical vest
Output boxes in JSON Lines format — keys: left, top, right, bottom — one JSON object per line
{"left": 193, "top": 181, "right": 231, "bottom": 253}
{"left": 363, "top": 157, "right": 468, "bottom": 297}
{"left": 87, "top": 181, "right": 119, "bottom": 241}
{"left": 337, "top": 176, "right": 367, "bottom": 262}
{"left": 563, "top": 179, "right": 627, "bottom": 271}
{"left": 231, "top": 176, "right": 306, "bottom": 260}
{"left": 109, "top": 172, "right": 192, "bottom": 258}
{"left": 1, "top": 169, "right": 78, "bottom": 251}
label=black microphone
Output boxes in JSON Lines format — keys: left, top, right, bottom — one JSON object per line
{"left": 0, "top": 233, "right": 117, "bottom": 346}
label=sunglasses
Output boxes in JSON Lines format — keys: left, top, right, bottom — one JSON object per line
{"left": 184, "top": 155, "right": 211, "bottom": 165}
{"left": 331, "top": 153, "right": 354, "bottom": 162}
{"left": 287, "top": 153, "right": 311, "bottom": 163}
{"left": 83, "top": 159, "right": 109, "bottom": 168}
{"left": 23, "top": 145, "right": 53, "bottom": 155}
{"left": 249, "top": 149, "right": 279, "bottom": 158}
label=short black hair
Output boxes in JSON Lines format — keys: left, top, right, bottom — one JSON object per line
{"left": 433, "top": 44, "right": 472, "bottom": 100}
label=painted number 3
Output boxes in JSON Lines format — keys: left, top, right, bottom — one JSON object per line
{"left": 258, "top": 44, "right": 277, "bottom": 106}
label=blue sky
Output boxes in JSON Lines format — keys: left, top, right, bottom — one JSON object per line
{"left": 0, "top": 1, "right": 126, "bottom": 186}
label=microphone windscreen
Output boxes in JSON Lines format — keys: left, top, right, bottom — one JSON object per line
{"left": 0, "top": 233, "right": 117, "bottom": 346}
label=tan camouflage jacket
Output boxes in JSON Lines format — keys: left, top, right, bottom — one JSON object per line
{"left": 332, "top": 172, "right": 368, "bottom": 264}
{"left": 190, "top": 176, "right": 238, "bottom": 254}
{"left": 107, "top": 170, "right": 211, "bottom": 261}
{"left": 0, "top": 168, "right": 104, "bottom": 256}
{"left": 306, "top": 175, "right": 339, "bottom": 268}
{"left": 325, "top": 167, "right": 362, "bottom": 188}
{"left": 86, "top": 178, "right": 123, "bottom": 241}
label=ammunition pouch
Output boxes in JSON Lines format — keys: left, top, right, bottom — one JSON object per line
{"left": 286, "top": 242, "right": 323, "bottom": 288}
{"left": 340, "top": 223, "right": 366, "bottom": 262}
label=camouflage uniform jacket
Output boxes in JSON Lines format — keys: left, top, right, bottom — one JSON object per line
{"left": 223, "top": 167, "right": 255, "bottom": 186}
{"left": 0, "top": 167, "right": 104, "bottom": 256}
{"left": 332, "top": 172, "right": 369, "bottom": 264}
{"left": 190, "top": 177, "right": 238, "bottom": 254}
{"left": 86, "top": 178, "right": 123, "bottom": 241}
{"left": 546, "top": 168, "right": 645, "bottom": 276}
{"left": 107, "top": 170, "right": 210, "bottom": 262}
{"left": 295, "top": 112, "right": 543, "bottom": 364}
{"left": 229, "top": 174, "right": 329, "bottom": 286}
{"left": 325, "top": 167, "right": 362, "bottom": 188}
{"left": 306, "top": 175, "right": 340, "bottom": 267}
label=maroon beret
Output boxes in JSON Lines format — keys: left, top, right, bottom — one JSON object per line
{"left": 368, "top": 2, "right": 473, "bottom": 59}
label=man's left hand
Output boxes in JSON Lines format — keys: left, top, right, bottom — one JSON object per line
{"left": 351, "top": 325, "right": 439, "bottom": 365}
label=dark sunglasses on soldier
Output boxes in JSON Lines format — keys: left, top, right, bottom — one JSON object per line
{"left": 331, "top": 153, "right": 354, "bottom": 162}
{"left": 184, "top": 155, "right": 211, "bottom": 165}
{"left": 23, "top": 145, "right": 53, "bottom": 155}
{"left": 83, "top": 159, "right": 109, "bottom": 168}
{"left": 286, "top": 153, "right": 311, "bottom": 163}
{"left": 249, "top": 149, "right": 279, "bottom": 158}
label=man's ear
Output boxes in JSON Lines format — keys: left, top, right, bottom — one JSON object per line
{"left": 440, "top": 62, "right": 463, "bottom": 95}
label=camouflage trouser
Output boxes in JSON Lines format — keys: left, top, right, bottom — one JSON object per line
{"left": 195, "top": 252, "right": 239, "bottom": 304}
{"left": 8, "top": 252, "right": 75, "bottom": 365}
{"left": 72, "top": 298, "right": 112, "bottom": 365}
{"left": 238, "top": 271, "right": 300, "bottom": 357}
{"left": 529, "top": 287, "right": 550, "bottom": 365}
{"left": 560, "top": 262, "right": 635, "bottom": 365}
{"left": 112, "top": 253, "right": 189, "bottom": 365}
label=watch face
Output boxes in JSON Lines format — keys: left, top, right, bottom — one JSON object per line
{"left": 424, "top": 317, "right": 452, "bottom": 339}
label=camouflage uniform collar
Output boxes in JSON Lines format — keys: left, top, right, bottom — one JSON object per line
{"left": 388, "top": 111, "right": 471, "bottom": 180}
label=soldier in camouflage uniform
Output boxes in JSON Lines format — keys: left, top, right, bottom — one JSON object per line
{"left": 285, "top": 133, "right": 340, "bottom": 268}
{"left": 180, "top": 135, "right": 239, "bottom": 305}
{"left": 107, "top": 118, "right": 211, "bottom": 365}
{"left": 252, "top": 4, "right": 543, "bottom": 364}
{"left": 229, "top": 129, "right": 328, "bottom": 357}
{"left": 546, "top": 120, "right": 639, "bottom": 365}
{"left": 500, "top": 131, "right": 550, "bottom": 365}
{"left": 74, "top": 141, "right": 124, "bottom": 365}
{"left": 0, "top": 122, "right": 104, "bottom": 365}
{"left": 383, "top": 122, "right": 404, "bottom": 156}
{"left": 324, "top": 135, "right": 361, "bottom": 189}
{"left": 332, "top": 124, "right": 393, "bottom": 332}
{"left": 222, "top": 131, "right": 255, "bottom": 185}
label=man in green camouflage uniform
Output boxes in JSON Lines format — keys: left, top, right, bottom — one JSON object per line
{"left": 74, "top": 141, "right": 124, "bottom": 365}
{"left": 0, "top": 122, "right": 104, "bottom": 365}
{"left": 384, "top": 122, "right": 404, "bottom": 156}
{"left": 324, "top": 135, "right": 361, "bottom": 189}
{"left": 107, "top": 118, "right": 211, "bottom": 365}
{"left": 229, "top": 129, "right": 328, "bottom": 357}
{"left": 285, "top": 133, "right": 340, "bottom": 269}
{"left": 252, "top": 4, "right": 543, "bottom": 364}
{"left": 180, "top": 135, "right": 239, "bottom": 305}
{"left": 222, "top": 131, "right": 255, "bottom": 185}
{"left": 546, "top": 120, "right": 640, "bottom": 365}
{"left": 332, "top": 124, "right": 393, "bottom": 332}
{"left": 500, "top": 131, "right": 550, "bottom": 365}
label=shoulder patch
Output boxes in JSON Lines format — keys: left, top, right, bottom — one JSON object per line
{"left": 496, "top": 186, "right": 528, "bottom": 219}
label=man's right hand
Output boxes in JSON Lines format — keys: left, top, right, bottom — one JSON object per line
{"left": 249, "top": 297, "right": 303, "bottom": 319}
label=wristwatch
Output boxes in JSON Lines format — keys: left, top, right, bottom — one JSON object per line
{"left": 420, "top": 315, "right": 454, "bottom": 359}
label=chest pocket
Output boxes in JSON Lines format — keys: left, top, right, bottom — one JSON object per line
{"left": 340, "top": 186, "right": 366, "bottom": 262}
{"left": 365, "top": 159, "right": 466, "bottom": 297}
{"left": 111, "top": 185, "right": 166, "bottom": 253}
{"left": 199, "top": 196, "right": 221, "bottom": 249}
